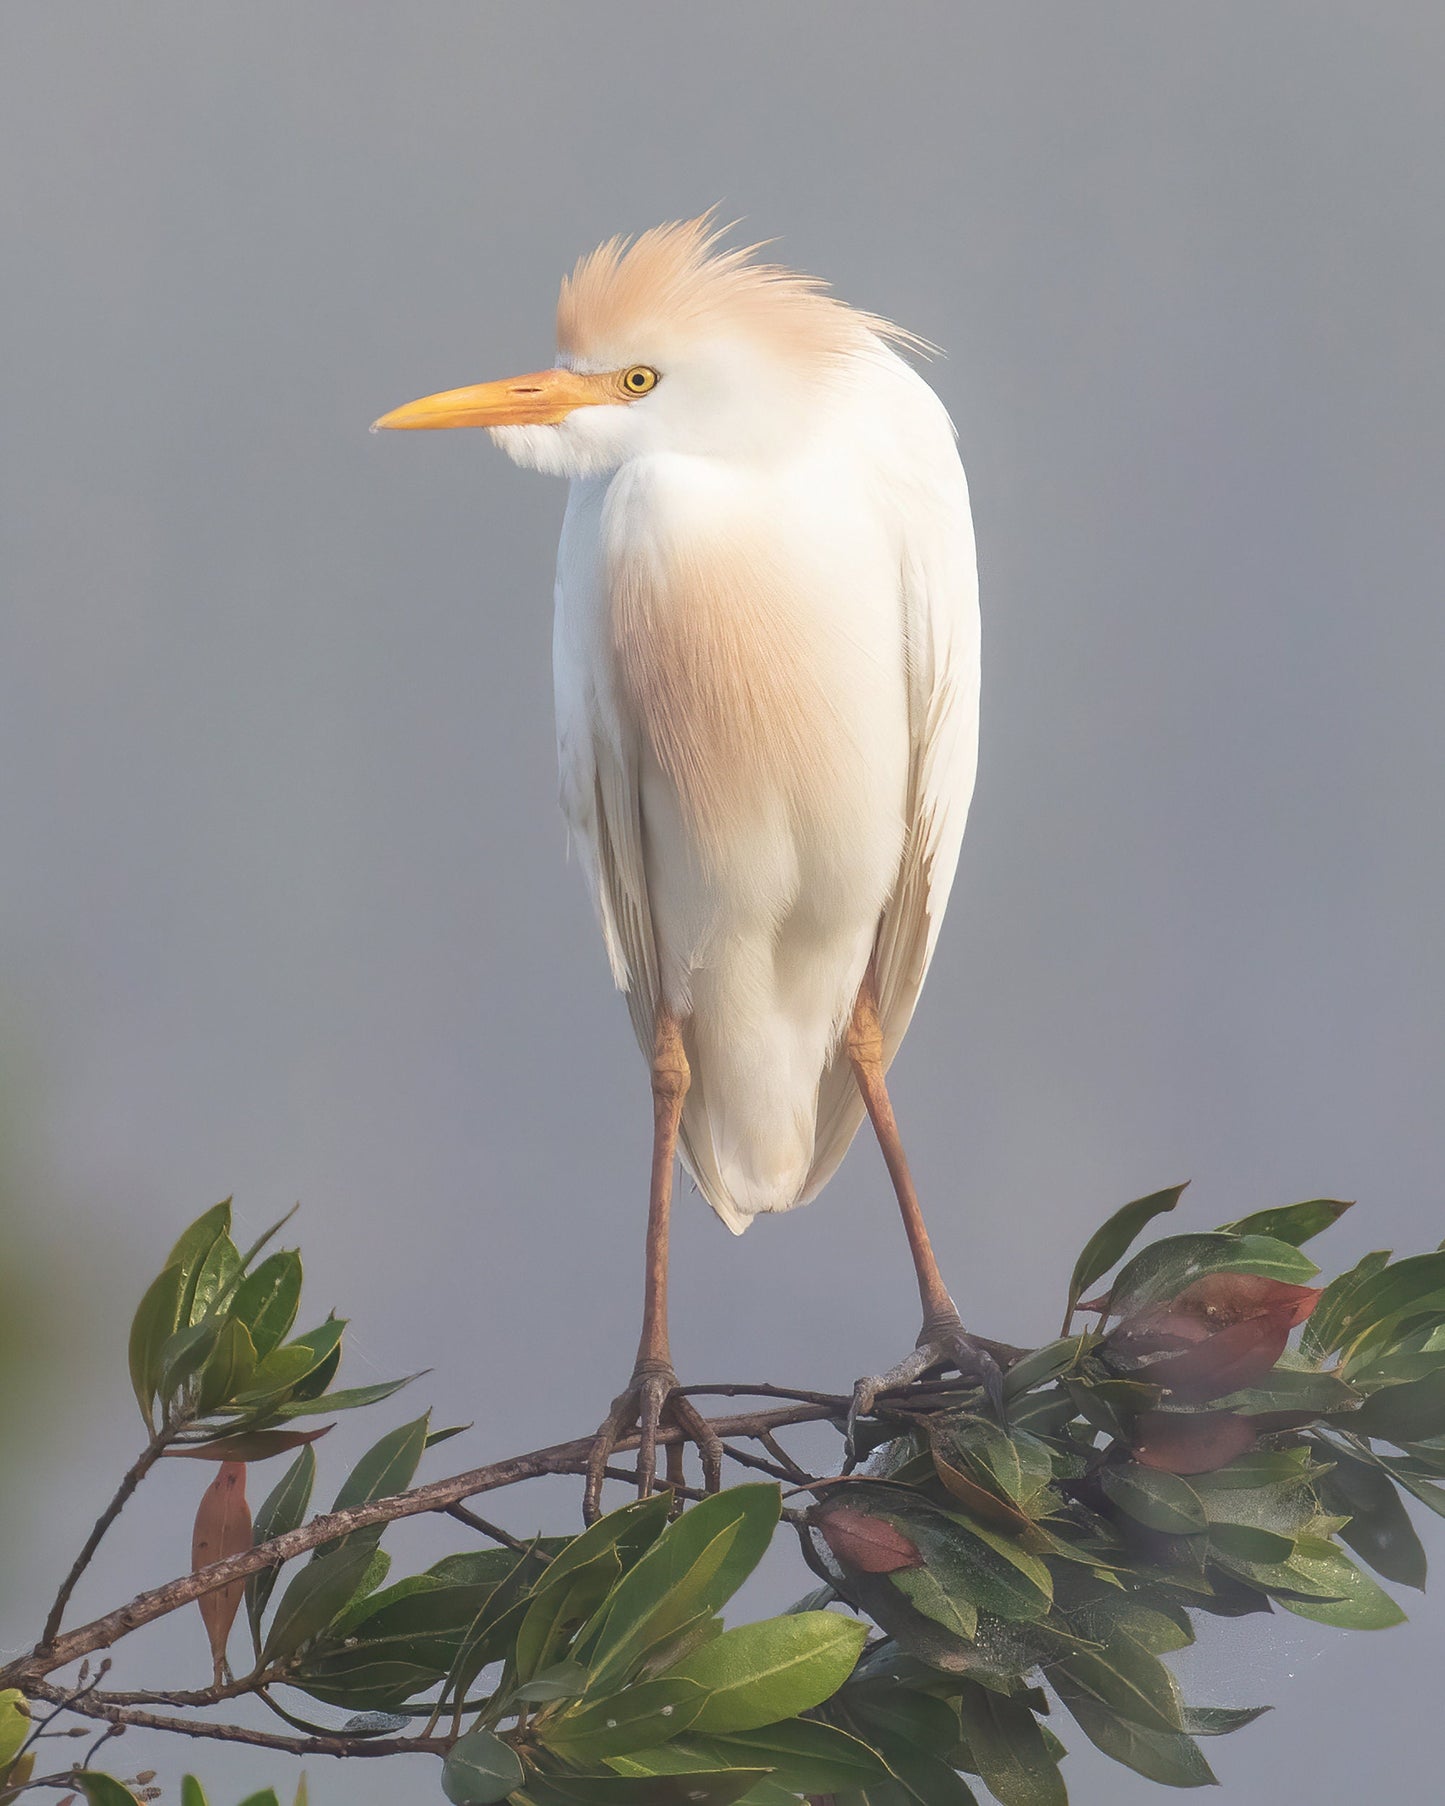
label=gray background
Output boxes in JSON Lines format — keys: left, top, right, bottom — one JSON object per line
{"left": 2, "top": 3, "right": 1442, "bottom": 1801}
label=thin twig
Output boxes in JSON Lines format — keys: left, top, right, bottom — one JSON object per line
{"left": 441, "top": 1504, "right": 532, "bottom": 1554}
{"left": 42, "top": 1437, "right": 170, "bottom": 1643}
{"left": 21, "top": 1682, "right": 447, "bottom": 1760}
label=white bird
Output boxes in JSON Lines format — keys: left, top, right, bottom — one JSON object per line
{"left": 375, "top": 217, "right": 983, "bottom": 1516}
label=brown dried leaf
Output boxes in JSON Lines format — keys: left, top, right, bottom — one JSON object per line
{"left": 813, "top": 1505, "right": 923, "bottom": 1573}
{"left": 192, "top": 1460, "right": 253, "bottom": 1685}
{"left": 170, "top": 1424, "right": 332, "bottom": 1462}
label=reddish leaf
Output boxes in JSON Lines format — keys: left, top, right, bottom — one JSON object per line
{"left": 1131, "top": 1411, "right": 1258, "bottom": 1474}
{"left": 813, "top": 1506, "right": 923, "bottom": 1573}
{"left": 169, "top": 1424, "right": 332, "bottom": 1462}
{"left": 1107, "top": 1275, "right": 1322, "bottom": 1401}
{"left": 192, "top": 1461, "right": 253, "bottom": 1684}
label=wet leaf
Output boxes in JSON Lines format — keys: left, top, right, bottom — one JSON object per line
{"left": 1274, "top": 1538, "right": 1408, "bottom": 1629}
{"left": 231, "top": 1251, "right": 302, "bottom": 1360}
{"left": 1101, "top": 1464, "right": 1207, "bottom": 1533}
{"left": 545, "top": 1677, "right": 707, "bottom": 1760}
{"left": 441, "top": 1728, "right": 524, "bottom": 1804}
{"left": 191, "top": 1461, "right": 251, "bottom": 1685}
{"left": 957, "top": 1681, "right": 1067, "bottom": 1806}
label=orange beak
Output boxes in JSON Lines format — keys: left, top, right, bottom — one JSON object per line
{"left": 371, "top": 367, "right": 615, "bottom": 432}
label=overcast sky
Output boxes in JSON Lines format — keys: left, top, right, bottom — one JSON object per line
{"left": 2, "top": 5, "right": 1443, "bottom": 1802}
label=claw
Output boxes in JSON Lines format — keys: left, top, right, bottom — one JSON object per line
{"left": 583, "top": 1364, "right": 724, "bottom": 1523}
{"left": 846, "top": 1318, "right": 1006, "bottom": 1462}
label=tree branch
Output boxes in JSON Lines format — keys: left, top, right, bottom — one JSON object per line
{"left": 1, "top": 1400, "right": 838, "bottom": 1690}
{"left": 41, "top": 1434, "right": 171, "bottom": 1644}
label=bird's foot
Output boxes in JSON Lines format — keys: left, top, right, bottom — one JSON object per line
{"left": 847, "top": 1312, "right": 1005, "bottom": 1461}
{"left": 583, "top": 1359, "right": 724, "bottom": 1524}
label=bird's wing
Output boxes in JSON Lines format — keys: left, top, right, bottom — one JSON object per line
{"left": 802, "top": 445, "right": 980, "bottom": 1203}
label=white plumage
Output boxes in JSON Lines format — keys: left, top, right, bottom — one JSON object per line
{"left": 551, "top": 341, "right": 978, "bottom": 1230}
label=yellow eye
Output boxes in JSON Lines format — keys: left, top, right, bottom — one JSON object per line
{"left": 621, "top": 365, "right": 659, "bottom": 396}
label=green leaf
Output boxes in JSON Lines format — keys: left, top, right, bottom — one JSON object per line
{"left": 614, "top": 1723, "right": 887, "bottom": 1798}
{"left": 1274, "top": 1537, "right": 1408, "bottom": 1628}
{"left": 1064, "top": 1184, "right": 1187, "bottom": 1327}
{"left": 1209, "top": 1522, "right": 1297, "bottom": 1564}
{"left": 128, "top": 1263, "right": 185, "bottom": 1426}
{"left": 1217, "top": 1199, "right": 1353, "bottom": 1246}
{"left": 894, "top": 1563, "right": 978, "bottom": 1641}
{"left": 931, "top": 1415, "right": 1054, "bottom": 1508}
{"left": 267, "top": 1376, "right": 420, "bottom": 1419}
{"left": 1301, "top": 1249, "right": 1391, "bottom": 1359}
{"left": 658, "top": 1611, "right": 868, "bottom": 1733}
{"left": 234, "top": 1319, "right": 346, "bottom": 1406}
{"left": 515, "top": 1660, "right": 589, "bottom": 1703}
{"left": 1213, "top": 1367, "right": 1360, "bottom": 1420}
{"left": 236, "top": 1793, "right": 281, "bottom": 1806}
{"left": 1101, "top": 1465, "right": 1207, "bottom": 1534}
{"left": 957, "top": 1681, "right": 1067, "bottom": 1806}
{"left": 842, "top": 1678, "right": 964, "bottom": 1753}
{"left": 166, "top": 1199, "right": 233, "bottom": 1287}
{"left": 442, "top": 1728, "right": 525, "bottom": 1804}
{"left": 1052, "top": 1628, "right": 1183, "bottom": 1735}
{"left": 527, "top": 1769, "right": 771, "bottom": 1806}
{"left": 1320, "top": 1445, "right": 1428, "bottom": 1588}
{"left": 1332, "top": 1252, "right": 1445, "bottom": 1354}
{"left": 1356, "top": 1369, "right": 1445, "bottom": 1444}
{"left": 231, "top": 1251, "right": 302, "bottom": 1359}
{"left": 512, "top": 1493, "right": 671, "bottom": 1683}
{"left": 247, "top": 1444, "right": 316, "bottom": 1647}
{"left": 0, "top": 1691, "right": 28, "bottom": 1770}
{"left": 1002, "top": 1337, "right": 1088, "bottom": 1400}
{"left": 1052, "top": 1687, "right": 1216, "bottom": 1788}
{"left": 180, "top": 1780, "right": 209, "bottom": 1806}
{"left": 73, "top": 1776, "right": 144, "bottom": 1806}
{"left": 263, "top": 1538, "right": 377, "bottom": 1663}
{"left": 195, "top": 1316, "right": 259, "bottom": 1416}
{"left": 581, "top": 1486, "right": 781, "bottom": 1686}
{"left": 545, "top": 1677, "right": 707, "bottom": 1760}
{"left": 933, "top": 1506, "right": 1054, "bottom": 1621}
{"left": 1105, "top": 1233, "right": 1318, "bottom": 1320}
{"left": 1181, "top": 1704, "right": 1271, "bottom": 1735}
{"left": 189, "top": 1230, "right": 242, "bottom": 1325}
{"left": 318, "top": 1413, "right": 429, "bottom": 1556}
{"left": 515, "top": 1549, "right": 623, "bottom": 1683}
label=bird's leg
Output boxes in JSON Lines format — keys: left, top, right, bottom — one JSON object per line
{"left": 584, "top": 1013, "right": 723, "bottom": 1523}
{"left": 845, "top": 971, "right": 1002, "bottom": 1448}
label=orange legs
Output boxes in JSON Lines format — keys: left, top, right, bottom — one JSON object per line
{"left": 584, "top": 1013, "right": 723, "bottom": 1522}
{"left": 845, "top": 971, "right": 1002, "bottom": 1438}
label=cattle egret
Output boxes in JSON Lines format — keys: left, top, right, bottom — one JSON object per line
{"left": 375, "top": 217, "right": 985, "bottom": 1517}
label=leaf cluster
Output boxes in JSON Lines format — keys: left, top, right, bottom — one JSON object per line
{"left": 126, "top": 1201, "right": 416, "bottom": 1460}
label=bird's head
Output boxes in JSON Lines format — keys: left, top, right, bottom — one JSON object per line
{"left": 372, "top": 215, "right": 916, "bottom": 479}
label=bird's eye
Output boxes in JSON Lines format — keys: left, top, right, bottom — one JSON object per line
{"left": 621, "top": 366, "right": 659, "bottom": 396}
